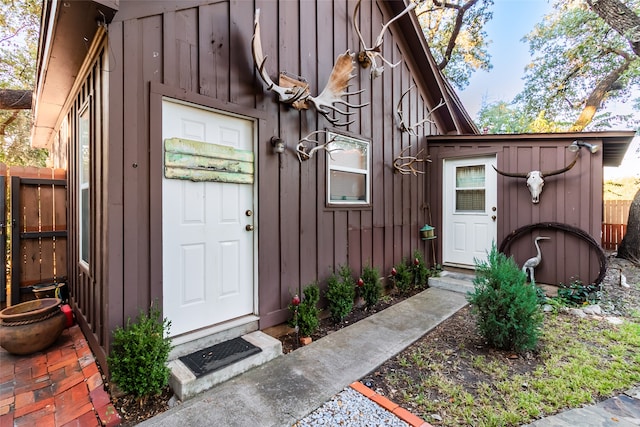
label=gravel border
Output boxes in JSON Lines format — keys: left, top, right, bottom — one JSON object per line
{"left": 295, "top": 387, "right": 410, "bottom": 427}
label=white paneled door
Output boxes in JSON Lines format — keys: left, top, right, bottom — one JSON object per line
{"left": 162, "top": 100, "right": 256, "bottom": 337}
{"left": 443, "top": 156, "right": 497, "bottom": 268}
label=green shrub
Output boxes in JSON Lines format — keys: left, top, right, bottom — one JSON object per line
{"left": 467, "top": 244, "right": 543, "bottom": 352}
{"left": 556, "top": 279, "right": 601, "bottom": 306}
{"left": 393, "top": 260, "right": 413, "bottom": 295}
{"left": 107, "top": 306, "right": 172, "bottom": 397}
{"left": 361, "top": 263, "right": 382, "bottom": 309}
{"left": 411, "top": 250, "right": 430, "bottom": 289}
{"left": 326, "top": 265, "right": 355, "bottom": 323}
{"left": 296, "top": 283, "right": 320, "bottom": 337}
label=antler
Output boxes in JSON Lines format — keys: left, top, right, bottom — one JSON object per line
{"left": 252, "top": 9, "right": 308, "bottom": 104}
{"left": 252, "top": 10, "right": 367, "bottom": 127}
{"left": 307, "top": 51, "right": 368, "bottom": 126}
{"left": 397, "top": 85, "right": 446, "bottom": 135}
{"left": 492, "top": 152, "right": 580, "bottom": 178}
{"left": 354, "top": 0, "right": 417, "bottom": 78}
{"left": 393, "top": 146, "right": 431, "bottom": 176}
{"left": 295, "top": 131, "right": 342, "bottom": 162}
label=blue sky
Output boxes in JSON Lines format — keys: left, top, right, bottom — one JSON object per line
{"left": 458, "top": 0, "right": 552, "bottom": 118}
{"left": 456, "top": 0, "right": 639, "bottom": 177}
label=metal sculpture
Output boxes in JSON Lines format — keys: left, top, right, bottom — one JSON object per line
{"left": 252, "top": 9, "right": 368, "bottom": 126}
{"left": 522, "top": 236, "right": 550, "bottom": 284}
{"left": 492, "top": 153, "right": 579, "bottom": 204}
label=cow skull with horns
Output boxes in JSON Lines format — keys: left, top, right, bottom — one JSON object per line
{"left": 492, "top": 153, "right": 579, "bottom": 204}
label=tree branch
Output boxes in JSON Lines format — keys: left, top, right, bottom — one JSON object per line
{"left": 0, "top": 89, "right": 32, "bottom": 110}
{"left": 570, "top": 57, "right": 633, "bottom": 131}
{"left": 586, "top": 0, "right": 640, "bottom": 57}
{"left": 432, "top": 0, "right": 481, "bottom": 70}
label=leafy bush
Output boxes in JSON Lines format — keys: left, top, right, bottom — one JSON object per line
{"left": 393, "top": 260, "right": 413, "bottom": 295}
{"left": 556, "top": 279, "right": 601, "bottom": 306}
{"left": 467, "top": 244, "right": 543, "bottom": 352}
{"left": 411, "top": 250, "right": 430, "bottom": 289}
{"left": 107, "top": 306, "right": 172, "bottom": 397}
{"left": 361, "top": 263, "right": 382, "bottom": 309}
{"left": 295, "top": 283, "right": 320, "bottom": 337}
{"left": 326, "top": 265, "right": 355, "bottom": 323}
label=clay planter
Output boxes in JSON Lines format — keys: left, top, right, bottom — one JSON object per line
{"left": 0, "top": 298, "right": 66, "bottom": 355}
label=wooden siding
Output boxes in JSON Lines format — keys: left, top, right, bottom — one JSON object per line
{"left": 103, "top": 0, "right": 442, "bottom": 333}
{"left": 59, "top": 44, "right": 111, "bottom": 370}
{"left": 427, "top": 139, "right": 604, "bottom": 286}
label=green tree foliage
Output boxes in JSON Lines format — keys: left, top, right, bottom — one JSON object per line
{"left": 416, "top": 0, "right": 494, "bottom": 89}
{"left": 0, "top": 0, "right": 47, "bottom": 166}
{"left": 467, "top": 244, "right": 543, "bottom": 352}
{"left": 516, "top": 0, "right": 640, "bottom": 131}
{"left": 296, "top": 283, "right": 320, "bottom": 337}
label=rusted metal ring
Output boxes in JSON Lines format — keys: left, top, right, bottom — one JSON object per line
{"left": 498, "top": 222, "right": 606, "bottom": 286}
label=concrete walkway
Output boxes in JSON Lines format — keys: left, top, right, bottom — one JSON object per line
{"left": 138, "top": 287, "right": 468, "bottom": 427}
{"left": 524, "top": 387, "right": 640, "bottom": 427}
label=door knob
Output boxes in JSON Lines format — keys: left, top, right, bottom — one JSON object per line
{"left": 246, "top": 224, "right": 254, "bottom": 231}
{"left": 246, "top": 210, "right": 253, "bottom": 216}
{"left": 491, "top": 215, "right": 496, "bottom": 221}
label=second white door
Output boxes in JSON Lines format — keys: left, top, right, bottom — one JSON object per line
{"left": 443, "top": 156, "right": 497, "bottom": 268}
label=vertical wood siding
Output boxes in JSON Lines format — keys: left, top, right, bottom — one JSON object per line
{"left": 428, "top": 139, "right": 603, "bottom": 286}
{"left": 101, "top": 0, "right": 441, "bottom": 332}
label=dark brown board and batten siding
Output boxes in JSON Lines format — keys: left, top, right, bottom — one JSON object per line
{"left": 427, "top": 135, "right": 604, "bottom": 286}
{"left": 64, "top": 0, "right": 457, "bottom": 363}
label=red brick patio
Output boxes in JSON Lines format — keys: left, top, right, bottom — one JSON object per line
{"left": 0, "top": 325, "right": 120, "bottom": 426}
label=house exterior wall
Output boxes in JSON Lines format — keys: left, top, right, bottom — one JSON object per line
{"left": 53, "top": 0, "right": 457, "bottom": 363}
{"left": 427, "top": 137, "right": 604, "bottom": 286}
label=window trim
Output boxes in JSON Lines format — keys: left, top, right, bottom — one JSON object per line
{"left": 326, "top": 132, "right": 370, "bottom": 207}
{"left": 78, "top": 102, "right": 91, "bottom": 268}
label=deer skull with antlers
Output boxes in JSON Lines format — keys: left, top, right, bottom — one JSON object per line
{"left": 353, "top": 0, "right": 417, "bottom": 78}
{"left": 252, "top": 9, "right": 368, "bottom": 126}
{"left": 493, "top": 153, "right": 580, "bottom": 204}
{"left": 397, "top": 85, "right": 446, "bottom": 135}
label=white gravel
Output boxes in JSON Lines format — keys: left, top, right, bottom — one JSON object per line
{"left": 294, "top": 387, "right": 410, "bottom": 427}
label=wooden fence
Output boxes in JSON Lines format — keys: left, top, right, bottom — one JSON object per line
{"left": 602, "top": 199, "right": 632, "bottom": 251}
{"left": 1, "top": 163, "right": 67, "bottom": 307}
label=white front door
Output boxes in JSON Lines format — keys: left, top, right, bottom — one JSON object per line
{"left": 443, "top": 156, "right": 497, "bottom": 267}
{"left": 162, "top": 100, "right": 256, "bottom": 337}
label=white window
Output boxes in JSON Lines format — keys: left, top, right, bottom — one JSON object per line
{"left": 455, "top": 165, "right": 485, "bottom": 212}
{"left": 78, "top": 106, "right": 90, "bottom": 265}
{"left": 326, "top": 133, "right": 370, "bottom": 205}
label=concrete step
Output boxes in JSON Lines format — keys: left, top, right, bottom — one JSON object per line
{"left": 428, "top": 271, "right": 475, "bottom": 294}
{"left": 168, "top": 331, "right": 282, "bottom": 401}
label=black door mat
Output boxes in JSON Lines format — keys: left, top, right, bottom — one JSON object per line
{"left": 179, "top": 337, "right": 262, "bottom": 378}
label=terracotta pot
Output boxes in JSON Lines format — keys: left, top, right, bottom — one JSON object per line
{"left": 0, "top": 298, "right": 66, "bottom": 355}
{"left": 299, "top": 336, "right": 312, "bottom": 346}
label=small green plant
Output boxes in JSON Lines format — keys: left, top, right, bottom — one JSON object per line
{"left": 556, "top": 279, "right": 601, "bottom": 306}
{"left": 467, "top": 244, "right": 543, "bottom": 352}
{"left": 411, "top": 250, "right": 430, "bottom": 289}
{"left": 107, "top": 305, "right": 172, "bottom": 398}
{"left": 392, "top": 259, "right": 413, "bottom": 295}
{"left": 360, "top": 263, "right": 382, "bottom": 309}
{"left": 326, "top": 264, "right": 355, "bottom": 323}
{"left": 291, "top": 283, "right": 320, "bottom": 337}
